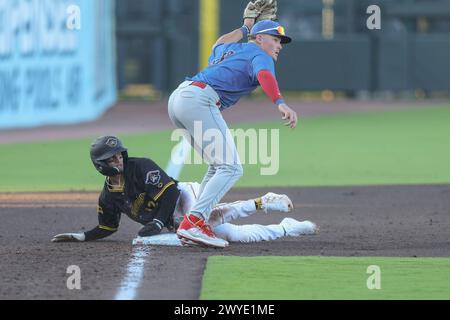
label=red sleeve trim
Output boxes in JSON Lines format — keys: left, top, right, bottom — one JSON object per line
{"left": 256, "top": 69, "right": 283, "bottom": 104}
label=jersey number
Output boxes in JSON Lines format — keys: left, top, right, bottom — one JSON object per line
{"left": 212, "top": 50, "right": 235, "bottom": 65}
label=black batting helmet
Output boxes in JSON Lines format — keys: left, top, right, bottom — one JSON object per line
{"left": 90, "top": 135, "right": 128, "bottom": 176}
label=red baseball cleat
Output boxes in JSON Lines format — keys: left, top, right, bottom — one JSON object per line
{"left": 177, "top": 214, "right": 229, "bottom": 248}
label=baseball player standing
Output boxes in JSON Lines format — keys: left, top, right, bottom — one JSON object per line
{"left": 168, "top": 1, "right": 297, "bottom": 248}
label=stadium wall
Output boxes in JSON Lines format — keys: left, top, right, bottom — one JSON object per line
{"left": 0, "top": 0, "right": 117, "bottom": 129}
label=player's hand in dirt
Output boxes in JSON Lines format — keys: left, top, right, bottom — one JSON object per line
{"left": 51, "top": 232, "right": 85, "bottom": 242}
{"left": 138, "top": 219, "right": 164, "bottom": 237}
{"left": 278, "top": 103, "right": 298, "bottom": 129}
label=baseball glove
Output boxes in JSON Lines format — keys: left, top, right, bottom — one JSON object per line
{"left": 256, "top": 0, "right": 278, "bottom": 22}
{"left": 243, "top": 0, "right": 278, "bottom": 21}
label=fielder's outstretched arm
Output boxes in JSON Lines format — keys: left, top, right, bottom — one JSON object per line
{"left": 256, "top": 70, "right": 298, "bottom": 128}
{"left": 213, "top": 18, "right": 255, "bottom": 48}
{"left": 213, "top": 0, "right": 276, "bottom": 47}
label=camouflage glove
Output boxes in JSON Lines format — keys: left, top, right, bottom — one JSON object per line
{"left": 243, "top": 0, "right": 270, "bottom": 20}
{"left": 256, "top": 0, "right": 278, "bottom": 22}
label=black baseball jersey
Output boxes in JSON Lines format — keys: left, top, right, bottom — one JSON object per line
{"left": 95, "top": 157, "right": 180, "bottom": 233}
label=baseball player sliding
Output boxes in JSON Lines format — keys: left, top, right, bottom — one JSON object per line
{"left": 51, "top": 136, "right": 318, "bottom": 246}
{"left": 168, "top": 0, "right": 297, "bottom": 247}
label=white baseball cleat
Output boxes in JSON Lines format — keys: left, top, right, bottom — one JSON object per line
{"left": 261, "top": 192, "right": 294, "bottom": 213}
{"left": 280, "top": 218, "right": 319, "bottom": 236}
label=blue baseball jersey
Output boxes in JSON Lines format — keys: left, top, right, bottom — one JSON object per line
{"left": 187, "top": 42, "right": 276, "bottom": 110}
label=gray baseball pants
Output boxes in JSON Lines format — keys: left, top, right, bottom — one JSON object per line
{"left": 168, "top": 81, "right": 243, "bottom": 222}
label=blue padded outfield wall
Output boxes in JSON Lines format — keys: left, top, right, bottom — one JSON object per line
{"left": 0, "top": 0, "right": 116, "bottom": 129}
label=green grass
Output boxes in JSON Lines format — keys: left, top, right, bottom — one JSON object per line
{"left": 1, "top": 105, "right": 450, "bottom": 192}
{"left": 0, "top": 131, "right": 173, "bottom": 192}
{"left": 200, "top": 256, "right": 450, "bottom": 300}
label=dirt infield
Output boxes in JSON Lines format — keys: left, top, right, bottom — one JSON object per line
{"left": 1, "top": 184, "right": 449, "bottom": 299}
{"left": 1, "top": 100, "right": 449, "bottom": 299}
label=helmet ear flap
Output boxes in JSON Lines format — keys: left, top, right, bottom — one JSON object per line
{"left": 122, "top": 150, "right": 129, "bottom": 163}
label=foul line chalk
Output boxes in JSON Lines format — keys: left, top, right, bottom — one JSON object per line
{"left": 114, "top": 246, "right": 150, "bottom": 300}
{"left": 114, "top": 141, "right": 188, "bottom": 299}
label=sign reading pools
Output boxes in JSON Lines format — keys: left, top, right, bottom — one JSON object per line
{"left": 0, "top": 0, "right": 116, "bottom": 129}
